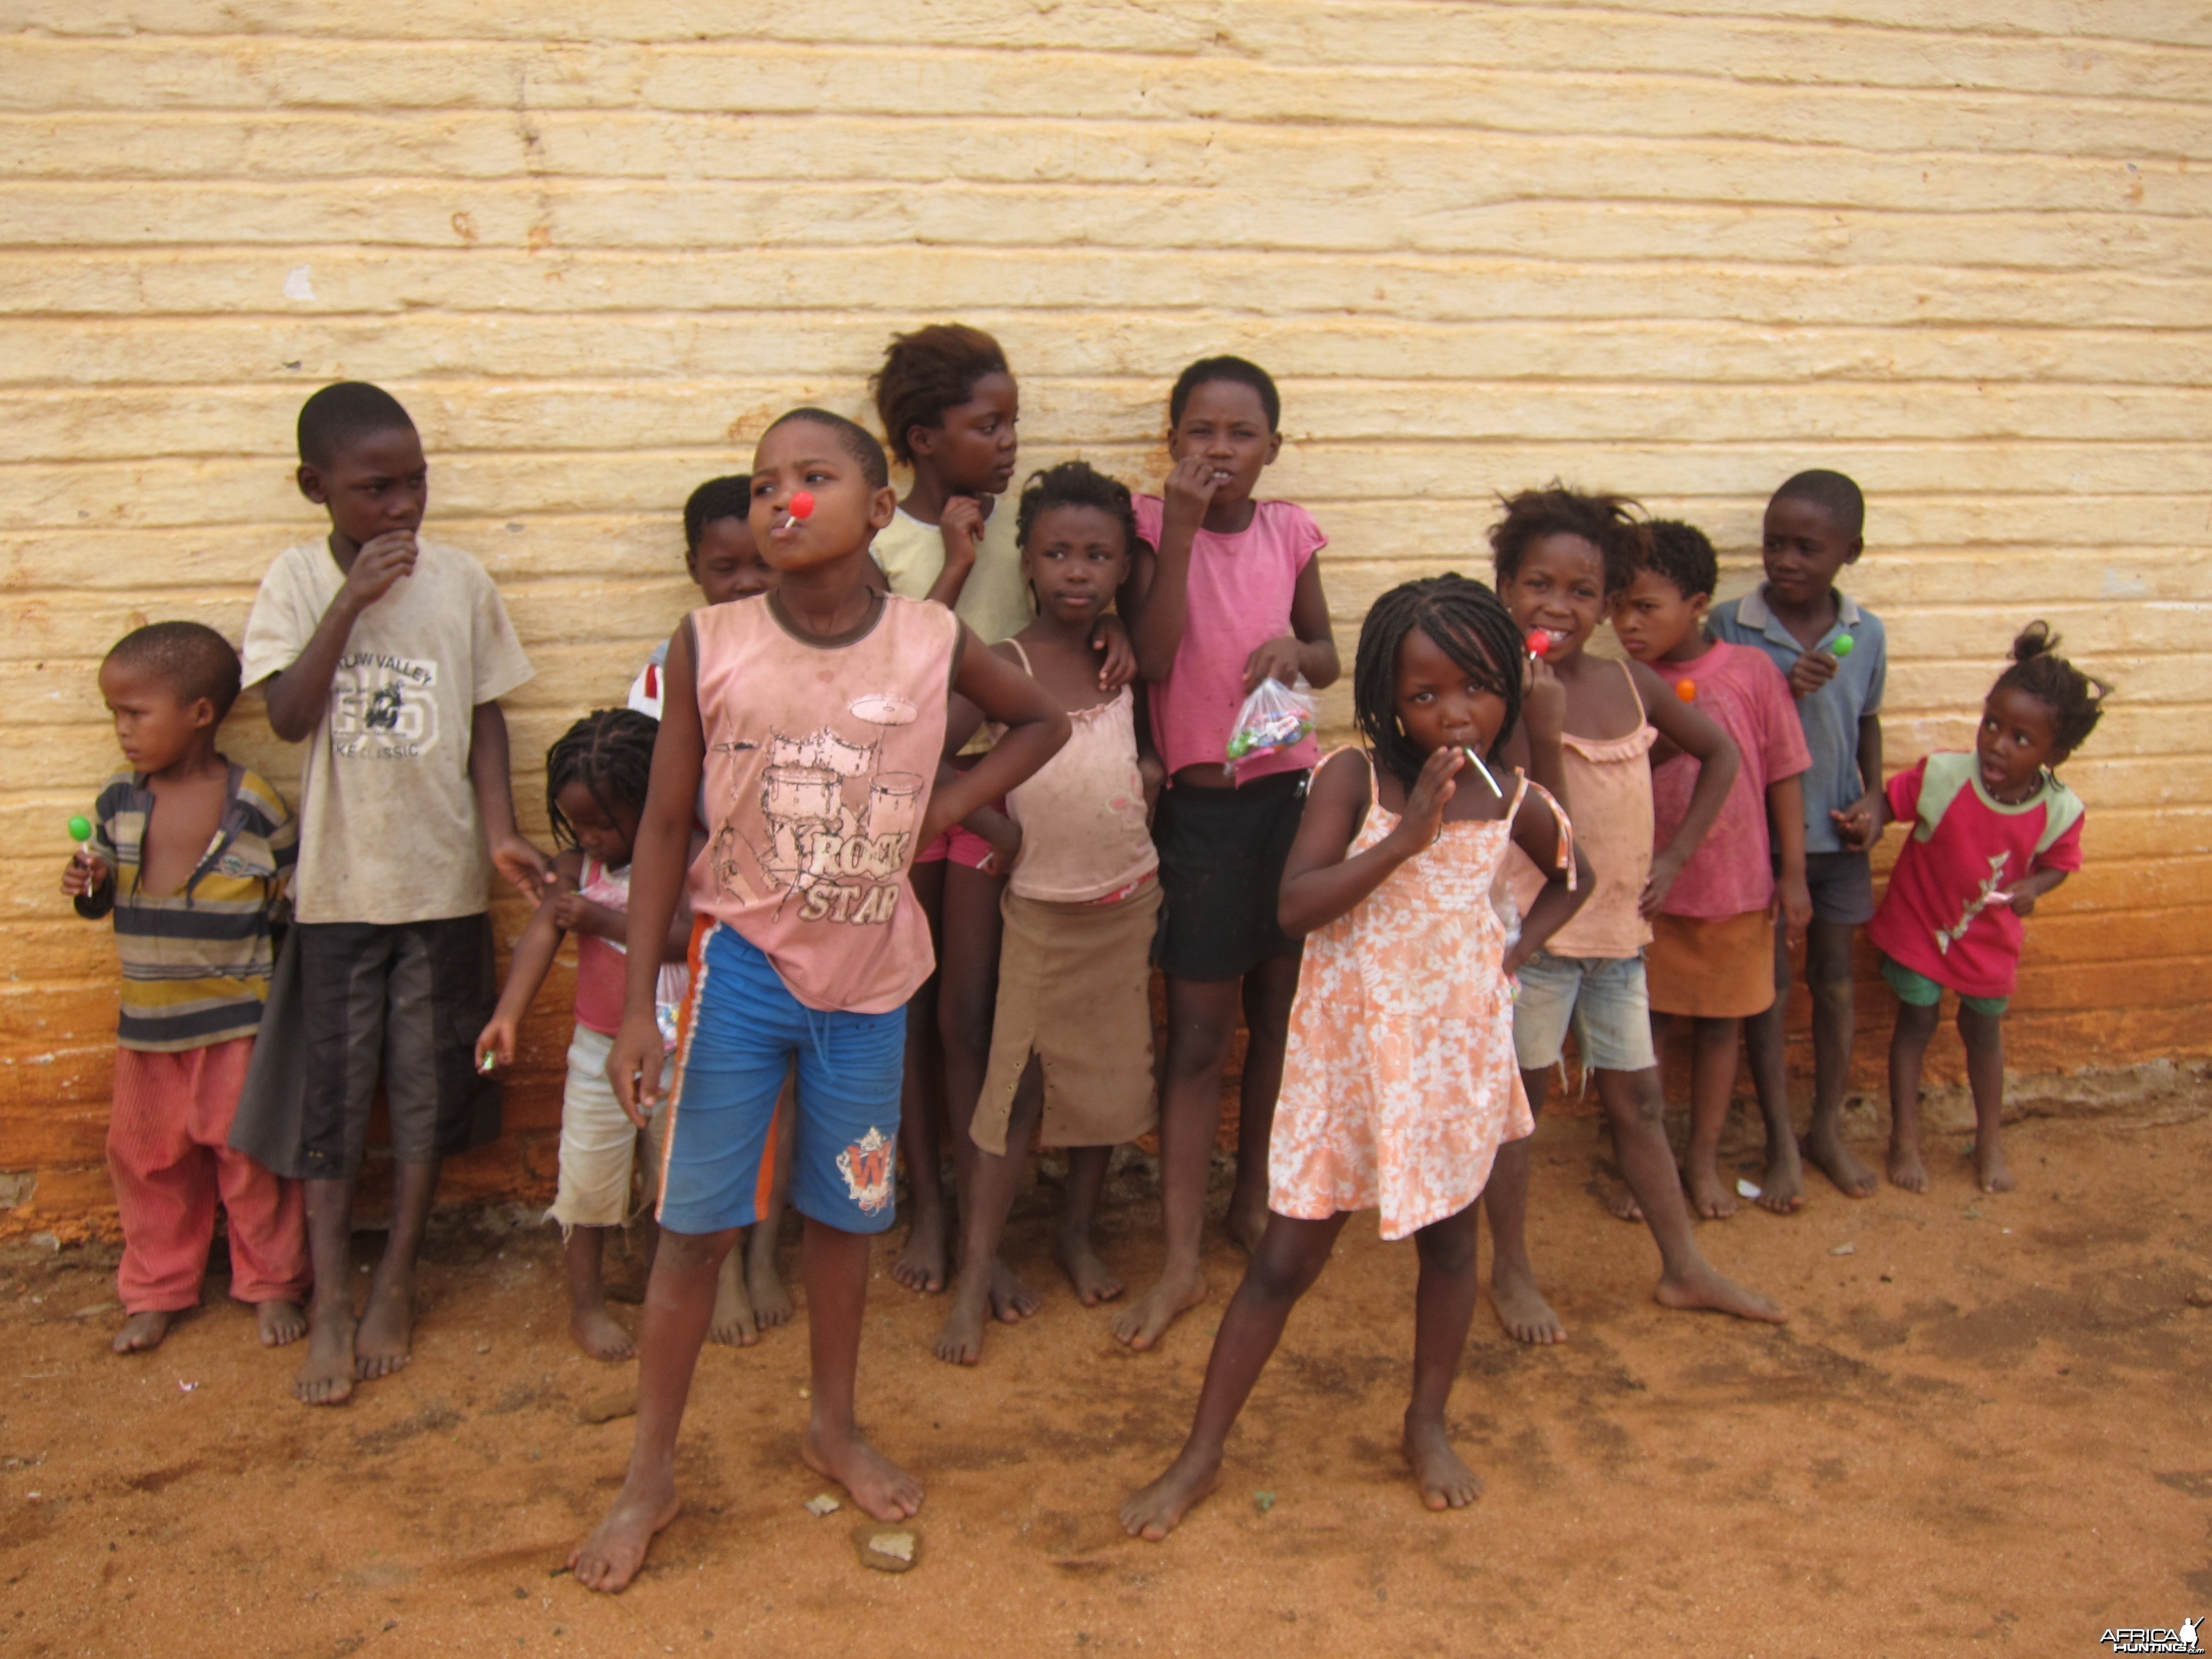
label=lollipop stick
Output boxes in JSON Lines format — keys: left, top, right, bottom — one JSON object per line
{"left": 1462, "top": 746, "right": 1503, "bottom": 799}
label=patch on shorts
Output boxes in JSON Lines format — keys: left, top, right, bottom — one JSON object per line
{"left": 836, "top": 1126, "right": 896, "bottom": 1215}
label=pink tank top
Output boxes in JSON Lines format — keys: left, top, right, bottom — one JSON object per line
{"left": 690, "top": 591, "right": 959, "bottom": 1014}
{"left": 573, "top": 856, "right": 689, "bottom": 1047}
{"left": 1132, "top": 495, "right": 1325, "bottom": 785}
{"left": 997, "top": 643, "right": 1158, "bottom": 903}
{"left": 1509, "top": 661, "right": 1657, "bottom": 959}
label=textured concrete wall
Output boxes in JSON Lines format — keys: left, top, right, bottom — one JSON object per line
{"left": 4, "top": 2, "right": 2207, "bottom": 1229}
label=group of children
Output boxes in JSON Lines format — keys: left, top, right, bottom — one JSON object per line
{"left": 62, "top": 330, "right": 2109, "bottom": 1584}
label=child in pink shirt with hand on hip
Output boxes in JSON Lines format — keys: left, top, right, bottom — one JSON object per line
{"left": 1866, "top": 622, "right": 2102, "bottom": 1196}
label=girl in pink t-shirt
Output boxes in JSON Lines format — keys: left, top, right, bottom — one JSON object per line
{"left": 1868, "top": 622, "right": 2102, "bottom": 1196}
{"left": 1611, "top": 520, "right": 1814, "bottom": 1221}
{"left": 1120, "top": 355, "right": 1341, "bottom": 1353}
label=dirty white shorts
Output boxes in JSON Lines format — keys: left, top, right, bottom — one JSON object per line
{"left": 550, "top": 1024, "right": 671, "bottom": 1230}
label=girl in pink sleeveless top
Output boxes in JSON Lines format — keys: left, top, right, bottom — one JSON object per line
{"left": 473, "top": 711, "right": 695, "bottom": 1364}
{"left": 931, "top": 461, "right": 1162, "bottom": 1366}
{"left": 1118, "top": 355, "right": 1341, "bottom": 1356}
{"left": 1122, "top": 577, "right": 1584, "bottom": 1541}
{"left": 1485, "top": 488, "right": 1783, "bottom": 1352}
{"left": 569, "top": 411, "right": 1068, "bottom": 1594}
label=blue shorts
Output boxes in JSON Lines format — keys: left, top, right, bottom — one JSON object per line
{"left": 659, "top": 922, "right": 907, "bottom": 1237}
{"left": 1511, "top": 950, "right": 1658, "bottom": 1073}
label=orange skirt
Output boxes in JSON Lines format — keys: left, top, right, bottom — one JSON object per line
{"left": 1645, "top": 909, "right": 1775, "bottom": 1019}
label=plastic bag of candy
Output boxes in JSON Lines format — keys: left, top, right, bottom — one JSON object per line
{"left": 1224, "top": 677, "right": 1316, "bottom": 770}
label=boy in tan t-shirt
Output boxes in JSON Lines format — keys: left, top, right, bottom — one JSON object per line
{"left": 241, "top": 381, "right": 549, "bottom": 1406}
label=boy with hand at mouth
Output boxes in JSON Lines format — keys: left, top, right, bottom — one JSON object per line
{"left": 240, "top": 381, "right": 548, "bottom": 1406}
{"left": 1710, "top": 469, "right": 1887, "bottom": 1202}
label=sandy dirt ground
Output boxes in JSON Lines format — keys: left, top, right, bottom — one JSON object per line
{"left": 4, "top": 1098, "right": 2210, "bottom": 1659}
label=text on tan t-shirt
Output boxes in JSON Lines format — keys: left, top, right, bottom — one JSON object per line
{"left": 241, "top": 537, "right": 534, "bottom": 925}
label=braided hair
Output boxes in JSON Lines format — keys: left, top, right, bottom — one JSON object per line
{"left": 1355, "top": 575, "right": 1526, "bottom": 793}
{"left": 1992, "top": 621, "right": 2109, "bottom": 757}
{"left": 1015, "top": 459, "right": 1139, "bottom": 556}
{"left": 545, "top": 708, "right": 659, "bottom": 850}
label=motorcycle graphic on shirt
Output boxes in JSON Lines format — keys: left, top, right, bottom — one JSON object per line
{"left": 328, "top": 652, "right": 438, "bottom": 760}
{"left": 709, "top": 694, "right": 924, "bottom": 927}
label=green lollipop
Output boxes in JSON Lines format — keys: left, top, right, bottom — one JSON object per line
{"left": 1829, "top": 633, "right": 1855, "bottom": 659}
{"left": 67, "top": 814, "right": 92, "bottom": 845}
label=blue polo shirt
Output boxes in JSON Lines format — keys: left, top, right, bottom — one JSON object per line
{"left": 1710, "top": 584, "right": 1885, "bottom": 855}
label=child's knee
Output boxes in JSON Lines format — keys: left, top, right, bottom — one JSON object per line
{"left": 1957, "top": 1005, "right": 2004, "bottom": 1051}
{"left": 1414, "top": 1219, "right": 1477, "bottom": 1278}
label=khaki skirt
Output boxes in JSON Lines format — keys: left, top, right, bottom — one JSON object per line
{"left": 1644, "top": 908, "right": 1776, "bottom": 1020}
{"left": 971, "top": 879, "right": 1161, "bottom": 1154}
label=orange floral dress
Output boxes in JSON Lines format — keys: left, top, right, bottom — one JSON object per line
{"left": 1269, "top": 752, "right": 1570, "bottom": 1239}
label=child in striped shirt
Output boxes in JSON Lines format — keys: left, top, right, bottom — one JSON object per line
{"left": 64, "top": 622, "right": 310, "bottom": 1356}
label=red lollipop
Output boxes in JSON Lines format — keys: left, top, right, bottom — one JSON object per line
{"left": 788, "top": 491, "right": 816, "bottom": 521}
{"left": 1526, "top": 628, "right": 1553, "bottom": 659}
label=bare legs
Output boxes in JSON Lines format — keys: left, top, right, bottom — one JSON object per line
{"left": 1748, "top": 919, "right": 1876, "bottom": 1198}
{"left": 1481, "top": 1119, "right": 1563, "bottom": 1345}
{"left": 568, "top": 1224, "right": 638, "bottom": 1360}
{"left": 712, "top": 1086, "right": 796, "bottom": 1346}
{"left": 294, "top": 1157, "right": 439, "bottom": 1405}
{"left": 570, "top": 1216, "right": 918, "bottom": 1594}
{"left": 1487, "top": 1065, "right": 1785, "bottom": 1336}
{"left": 891, "top": 861, "right": 949, "bottom": 1293}
{"left": 934, "top": 1058, "right": 1044, "bottom": 1365}
{"left": 1121, "top": 1203, "right": 1485, "bottom": 1541}
{"left": 1057, "top": 1145, "right": 1122, "bottom": 1307}
{"left": 938, "top": 860, "right": 1033, "bottom": 1322}
{"left": 1114, "top": 951, "right": 1301, "bottom": 1352}
{"left": 1886, "top": 997, "right": 2011, "bottom": 1193}
{"left": 1657, "top": 1013, "right": 1754, "bottom": 1219}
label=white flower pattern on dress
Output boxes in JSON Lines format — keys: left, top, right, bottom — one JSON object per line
{"left": 1269, "top": 754, "right": 1566, "bottom": 1241}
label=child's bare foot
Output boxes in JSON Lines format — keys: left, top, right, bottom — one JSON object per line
{"left": 931, "top": 1278, "right": 993, "bottom": 1366}
{"left": 1110, "top": 1264, "right": 1206, "bottom": 1350}
{"left": 1653, "top": 1261, "right": 1787, "bottom": 1323}
{"left": 708, "top": 1252, "right": 760, "bottom": 1347}
{"left": 1805, "top": 1122, "right": 1879, "bottom": 1197}
{"left": 1976, "top": 1139, "right": 2016, "bottom": 1194}
{"left": 569, "top": 1473, "right": 679, "bottom": 1594}
{"left": 1887, "top": 1141, "right": 1930, "bottom": 1193}
{"left": 802, "top": 1420, "right": 922, "bottom": 1521}
{"left": 293, "top": 1312, "right": 357, "bottom": 1406}
{"left": 1057, "top": 1228, "right": 1122, "bottom": 1307}
{"left": 745, "top": 1246, "right": 793, "bottom": 1332}
{"left": 1403, "top": 1414, "right": 1483, "bottom": 1511}
{"left": 571, "top": 1303, "right": 637, "bottom": 1362}
{"left": 890, "top": 1207, "right": 948, "bottom": 1294}
{"left": 1489, "top": 1262, "right": 1567, "bottom": 1345}
{"left": 1683, "top": 1159, "right": 1737, "bottom": 1220}
{"left": 1120, "top": 1448, "right": 1220, "bottom": 1541}
{"left": 112, "top": 1310, "right": 173, "bottom": 1354}
{"left": 1226, "top": 1186, "right": 1269, "bottom": 1256}
{"left": 353, "top": 1274, "right": 413, "bottom": 1380}
{"left": 1603, "top": 1179, "right": 1644, "bottom": 1223}
{"left": 256, "top": 1299, "right": 307, "bottom": 1347}
{"left": 988, "top": 1256, "right": 1040, "bottom": 1324}
{"left": 1756, "top": 1141, "right": 1805, "bottom": 1215}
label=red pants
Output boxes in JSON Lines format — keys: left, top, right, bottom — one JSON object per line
{"left": 108, "top": 1037, "right": 310, "bottom": 1313}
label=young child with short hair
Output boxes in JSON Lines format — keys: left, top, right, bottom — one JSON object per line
{"left": 240, "top": 381, "right": 548, "bottom": 1407}
{"left": 1486, "top": 486, "right": 1783, "bottom": 1342}
{"left": 626, "top": 471, "right": 793, "bottom": 1346}
{"left": 932, "top": 461, "right": 1164, "bottom": 1366}
{"left": 568, "top": 408, "right": 1067, "bottom": 1592}
{"left": 627, "top": 474, "right": 770, "bottom": 719}
{"left": 1121, "top": 577, "right": 1584, "bottom": 1541}
{"left": 475, "top": 710, "right": 695, "bottom": 1361}
{"left": 1711, "top": 469, "right": 1888, "bottom": 1202}
{"left": 64, "top": 622, "right": 310, "bottom": 1356}
{"left": 1121, "top": 353, "right": 1342, "bottom": 1353}
{"left": 1610, "top": 519, "right": 1814, "bottom": 1218}
{"left": 1867, "top": 623, "right": 2102, "bottom": 1195}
